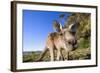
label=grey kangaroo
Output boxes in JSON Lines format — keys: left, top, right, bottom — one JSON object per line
{"left": 37, "top": 20, "right": 78, "bottom": 61}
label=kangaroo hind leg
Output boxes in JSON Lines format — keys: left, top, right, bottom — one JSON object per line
{"left": 36, "top": 47, "right": 48, "bottom": 62}
{"left": 49, "top": 48, "right": 55, "bottom": 61}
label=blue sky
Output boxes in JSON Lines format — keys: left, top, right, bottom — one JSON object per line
{"left": 23, "top": 10, "right": 71, "bottom": 52}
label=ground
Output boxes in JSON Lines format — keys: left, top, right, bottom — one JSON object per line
{"left": 23, "top": 47, "right": 91, "bottom": 62}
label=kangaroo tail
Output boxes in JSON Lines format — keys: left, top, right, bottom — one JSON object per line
{"left": 36, "top": 47, "right": 48, "bottom": 62}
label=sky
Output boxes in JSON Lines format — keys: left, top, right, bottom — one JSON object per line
{"left": 23, "top": 10, "right": 71, "bottom": 52}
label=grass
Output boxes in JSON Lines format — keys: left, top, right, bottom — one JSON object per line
{"left": 23, "top": 37, "right": 91, "bottom": 62}
{"left": 23, "top": 48, "right": 91, "bottom": 62}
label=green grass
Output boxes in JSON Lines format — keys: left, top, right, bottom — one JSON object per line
{"left": 78, "top": 37, "right": 90, "bottom": 49}
{"left": 23, "top": 48, "right": 91, "bottom": 62}
{"left": 68, "top": 48, "right": 91, "bottom": 60}
{"left": 23, "top": 37, "right": 91, "bottom": 62}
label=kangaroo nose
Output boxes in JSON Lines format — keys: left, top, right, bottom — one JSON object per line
{"left": 68, "top": 39, "right": 77, "bottom": 45}
{"left": 74, "top": 44, "right": 77, "bottom": 49}
{"left": 73, "top": 40, "right": 77, "bottom": 50}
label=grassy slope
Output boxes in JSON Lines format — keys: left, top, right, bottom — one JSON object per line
{"left": 23, "top": 48, "right": 91, "bottom": 62}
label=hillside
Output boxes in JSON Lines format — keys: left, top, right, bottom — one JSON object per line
{"left": 23, "top": 47, "right": 90, "bottom": 62}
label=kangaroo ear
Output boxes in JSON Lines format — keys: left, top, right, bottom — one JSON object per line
{"left": 60, "top": 23, "right": 63, "bottom": 31}
{"left": 53, "top": 20, "right": 62, "bottom": 32}
{"left": 68, "top": 22, "right": 78, "bottom": 34}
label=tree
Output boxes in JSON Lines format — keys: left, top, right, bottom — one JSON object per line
{"left": 65, "top": 13, "right": 91, "bottom": 39}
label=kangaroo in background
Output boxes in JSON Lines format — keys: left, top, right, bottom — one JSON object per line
{"left": 36, "top": 20, "right": 78, "bottom": 61}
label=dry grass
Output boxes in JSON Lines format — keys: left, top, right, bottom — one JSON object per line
{"left": 68, "top": 48, "right": 91, "bottom": 60}
{"left": 23, "top": 47, "right": 91, "bottom": 62}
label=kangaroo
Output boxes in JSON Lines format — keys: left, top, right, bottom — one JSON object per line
{"left": 36, "top": 20, "right": 78, "bottom": 61}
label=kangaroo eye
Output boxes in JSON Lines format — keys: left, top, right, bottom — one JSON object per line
{"left": 59, "top": 33, "right": 63, "bottom": 36}
{"left": 68, "top": 41, "right": 72, "bottom": 44}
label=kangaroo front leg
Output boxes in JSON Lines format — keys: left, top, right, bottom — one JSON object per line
{"left": 57, "top": 49, "right": 64, "bottom": 61}
{"left": 56, "top": 49, "right": 61, "bottom": 61}
{"left": 60, "top": 49, "right": 64, "bottom": 60}
{"left": 63, "top": 44, "right": 70, "bottom": 60}
{"left": 49, "top": 48, "right": 54, "bottom": 61}
{"left": 63, "top": 49, "right": 69, "bottom": 60}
